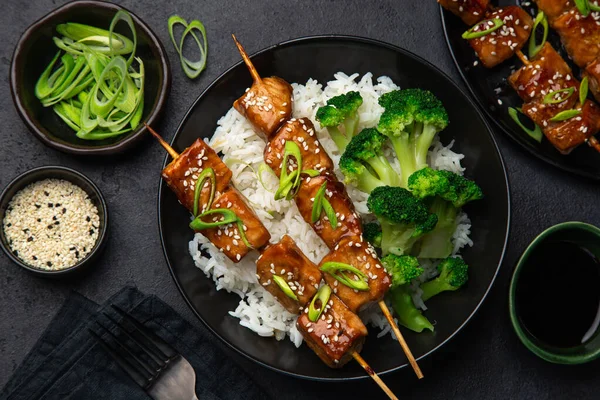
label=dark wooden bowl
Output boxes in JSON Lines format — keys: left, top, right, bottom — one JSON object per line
{"left": 10, "top": 0, "right": 171, "bottom": 156}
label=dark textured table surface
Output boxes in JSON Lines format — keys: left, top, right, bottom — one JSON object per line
{"left": 1, "top": 1, "right": 600, "bottom": 399}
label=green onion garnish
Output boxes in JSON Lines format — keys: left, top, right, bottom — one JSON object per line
{"left": 575, "top": 0, "right": 592, "bottom": 16}
{"left": 189, "top": 209, "right": 239, "bottom": 230}
{"left": 529, "top": 11, "right": 548, "bottom": 59}
{"left": 193, "top": 168, "right": 216, "bottom": 217}
{"left": 311, "top": 182, "right": 337, "bottom": 229}
{"left": 543, "top": 87, "right": 575, "bottom": 105}
{"left": 320, "top": 262, "right": 369, "bottom": 291}
{"left": 508, "top": 107, "right": 543, "bottom": 143}
{"left": 550, "top": 109, "right": 582, "bottom": 122}
{"left": 168, "top": 15, "right": 208, "bottom": 79}
{"left": 462, "top": 18, "right": 503, "bottom": 40}
{"left": 272, "top": 275, "right": 299, "bottom": 301}
{"left": 590, "top": 1, "right": 600, "bottom": 11}
{"left": 274, "top": 141, "right": 320, "bottom": 201}
{"left": 580, "top": 77, "right": 589, "bottom": 105}
{"left": 34, "top": 10, "right": 144, "bottom": 140}
{"left": 308, "top": 285, "right": 332, "bottom": 322}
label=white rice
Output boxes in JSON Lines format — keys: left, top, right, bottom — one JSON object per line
{"left": 189, "top": 72, "right": 472, "bottom": 346}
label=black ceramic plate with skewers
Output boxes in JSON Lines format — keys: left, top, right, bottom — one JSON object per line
{"left": 440, "top": 0, "right": 600, "bottom": 180}
{"left": 158, "top": 35, "right": 510, "bottom": 380}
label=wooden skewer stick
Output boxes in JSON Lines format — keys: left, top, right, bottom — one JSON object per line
{"left": 378, "top": 300, "right": 424, "bottom": 379}
{"left": 144, "top": 123, "right": 180, "bottom": 159}
{"left": 352, "top": 352, "right": 399, "bottom": 400}
{"left": 515, "top": 49, "right": 530, "bottom": 66}
{"left": 231, "top": 34, "right": 262, "bottom": 84}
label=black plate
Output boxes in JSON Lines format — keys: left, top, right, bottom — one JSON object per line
{"left": 440, "top": 1, "right": 600, "bottom": 180}
{"left": 158, "top": 35, "right": 510, "bottom": 380}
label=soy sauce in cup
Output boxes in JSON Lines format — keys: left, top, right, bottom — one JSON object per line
{"left": 516, "top": 240, "right": 600, "bottom": 348}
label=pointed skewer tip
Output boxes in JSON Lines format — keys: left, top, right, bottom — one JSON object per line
{"left": 230, "top": 33, "right": 262, "bottom": 83}
{"left": 144, "top": 123, "right": 179, "bottom": 159}
{"left": 352, "top": 352, "right": 398, "bottom": 400}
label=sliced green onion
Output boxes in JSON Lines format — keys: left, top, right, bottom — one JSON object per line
{"left": 321, "top": 198, "right": 337, "bottom": 229}
{"left": 56, "top": 22, "right": 134, "bottom": 55}
{"left": 189, "top": 209, "right": 239, "bottom": 230}
{"left": 550, "top": 109, "right": 582, "bottom": 122}
{"left": 302, "top": 169, "right": 321, "bottom": 177}
{"left": 168, "top": 15, "right": 208, "bottom": 79}
{"left": 257, "top": 163, "right": 277, "bottom": 193}
{"left": 580, "top": 77, "right": 589, "bottom": 105}
{"left": 193, "top": 168, "right": 216, "bottom": 217}
{"left": 273, "top": 275, "right": 299, "bottom": 301}
{"left": 236, "top": 220, "right": 253, "bottom": 249}
{"left": 462, "top": 18, "right": 503, "bottom": 39}
{"left": 320, "top": 262, "right": 369, "bottom": 291}
{"left": 508, "top": 107, "right": 543, "bottom": 143}
{"left": 529, "top": 11, "right": 549, "bottom": 59}
{"left": 590, "top": 1, "right": 600, "bottom": 11}
{"left": 308, "top": 285, "right": 331, "bottom": 322}
{"left": 575, "top": 0, "right": 591, "bottom": 16}
{"left": 35, "top": 52, "right": 62, "bottom": 99}
{"left": 275, "top": 141, "right": 303, "bottom": 200}
{"left": 542, "top": 87, "right": 575, "bottom": 105}
{"left": 311, "top": 182, "right": 327, "bottom": 223}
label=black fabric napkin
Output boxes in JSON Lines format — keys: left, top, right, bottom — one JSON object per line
{"left": 0, "top": 286, "right": 270, "bottom": 400}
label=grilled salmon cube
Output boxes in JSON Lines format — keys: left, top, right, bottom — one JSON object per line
{"left": 199, "top": 187, "right": 271, "bottom": 262}
{"left": 295, "top": 173, "right": 362, "bottom": 250}
{"left": 438, "top": 0, "right": 491, "bottom": 25}
{"left": 256, "top": 235, "right": 322, "bottom": 314}
{"left": 508, "top": 43, "right": 575, "bottom": 102}
{"left": 533, "top": 0, "right": 574, "bottom": 22}
{"left": 233, "top": 77, "right": 293, "bottom": 139}
{"left": 553, "top": 8, "right": 600, "bottom": 68}
{"left": 467, "top": 6, "right": 533, "bottom": 68}
{"left": 162, "top": 138, "right": 232, "bottom": 214}
{"left": 319, "top": 236, "right": 392, "bottom": 312}
{"left": 522, "top": 100, "right": 600, "bottom": 153}
{"left": 584, "top": 58, "right": 600, "bottom": 102}
{"left": 264, "top": 118, "right": 333, "bottom": 176}
{"left": 297, "top": 293, "right": 367, "bottom": 368}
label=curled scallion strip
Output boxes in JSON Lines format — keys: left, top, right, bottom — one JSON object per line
{"left": 189, "top": 209, "right": 239, "bottom": 230}
{"left": 590, "top": 1, "right": 600, "bottom": 11}
{"left": 542, "top": 87, "right": 574, "bottom": 105}
{"left": 461, "top": 18, "right": 503, "bottom": 39}
{"left": 529, "top": 11, "right": 548, "bottom": 59}
{"left": 320, "top": 262, "right": 369, "bottom": 291}
{"left": 168, "top": 15, "right": 208, "bottom": 79}
{"left": 580, "top": 77, "right": 589, "bottom": 105}
{"left": 275, "top": 141, "right": 322, "bottom": 201}
{"left": 193, "top": 168, "right": 216, "bottom": 217}
{"left": 550, "top": 109, "right": 582, "bottom": 122}
{"left": 311, "top": 182, "right": 337, "bottom": 229}
{"left": 575, "top": 0, "right": 591, "bottom": 16}
{"left": 321, "top": 198, "right": 337, "bottom": 229}
{"left": 308, "top": 285, "right": 331, "bottom": 322}
{"left": 273, "top": 275, "right": 299, "bottom": 301}
{"left": 508, "top": 107, "right": 543, "bottom": 142}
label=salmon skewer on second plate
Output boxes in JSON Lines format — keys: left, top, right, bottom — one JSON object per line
{"left": 231, "top": 35, "right": 424, "bottom": 379}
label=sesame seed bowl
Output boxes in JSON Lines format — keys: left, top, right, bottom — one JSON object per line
{"left": 0, "top": 166, "right": 108, "bottom": 277}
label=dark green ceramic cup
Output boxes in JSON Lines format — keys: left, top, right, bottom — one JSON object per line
{"left": 509, "top": 221, "right": 600, "bottom": 364}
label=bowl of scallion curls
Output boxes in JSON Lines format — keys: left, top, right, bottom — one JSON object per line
{"left": 10, "top": 1, "right": 171, "bottom": 155}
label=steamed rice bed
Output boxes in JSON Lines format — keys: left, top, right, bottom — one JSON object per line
{"left": 189, "top": 72, "right": 472, "bottom": 347}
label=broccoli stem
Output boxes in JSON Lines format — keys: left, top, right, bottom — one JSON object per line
{"left": 327, "top": 126, "right": 350, "bottom": 152}
{"left": 389, "top": 131, "right": 416, "bottom": 188}
{"left": 416, "top": 198, "right": 458, "bottom": 259}
{"left": 389, "top": 286, "right": 433, "bottom": 333}
{"left": 356, "top": 171, "right": 386, "bottom": 193}
{"left": 365, "top": 155, "right": 400, "bottom": 187}
{"left": 344, "top": 113, "right": 360, "bottom": 140}
{"left": 420, "top": 277, "right": 455, "bottom": 302}
{"left": 380, "top": 220, "right": 419, "bottom": 256}
{"left": 415, "top": 123, "right": 438, "bottom": 170}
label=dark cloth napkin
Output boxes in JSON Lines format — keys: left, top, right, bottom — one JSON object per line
{"left": 0, "top": 287, "right": 270, "bottom": 400}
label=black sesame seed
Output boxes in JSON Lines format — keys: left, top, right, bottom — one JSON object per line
{"left": 83, "top": 247, "right": 87, "bottom": 252}
{"left": 44, "top": 191, "right": 49, "bottom": 196}
{"left": 56, "top": 253, "right": 60, "bottom": 256}
{"left": 23, "top": 229, "right": 29, "bottom": 233}
{"left": 89, "top": 229, "right": 94, "bottom": 235}
{"left": 75, "top": 251, "right": 80, "bottom": 258}
{"left": 53, "top": 216, "right": 57, "bottom": 221}
{"left": 35, "top": 204, "right": 41, "bottom": 209}
{"left": 13, "top": 250, "right": 18, "bottom": 256}
{"left": 47, "top": 261, "right": 52, "bottom": 267}
{"left": 55, "top": 203, "right": 61, "bottom": 207}
{"left": 47, "top": 225, "right": 53, "bottom": 229}
{"left": 86, "top": 216, "right": 91, "bottom": 222}
{"left": 37, "top": 218, "right": 41, "bottom": 222}
{"left": 48, "top": 203, "right": 53, "bottom": 208}
{"left": 32, "top": 256, "right": 37, "bottom": 260}
{"left": 69, "top": 247, "right": 76, "bottom": 251}
{"left": 27, "top": 237, "right": 33, "bottom": 242}
{"left": 54, "top": 221, "right": 60, "bottom": 225}
{"left": 62, "top": 208, "right": 67, "bottom": 214}
{"left": 6, "top": 223, "right": 11, "bottom": 227}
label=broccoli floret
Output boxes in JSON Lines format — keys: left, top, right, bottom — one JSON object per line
{"left": 420, "top": 257, "right": 469, "bottom": 301}
{"left": 367, "top": 186, "right": 438, "bottom": 256}
{"left": 382, "top": 254, "right": 433, "bottom": 333}
{"left": 315, "top": 91, "right": 363, "bottom": 151}
{"left": 363, "top": 222, "right": 382, "bottom": 248}
{"left": 408, "top": 168, "right": 483, "bottom": 258}
{"left": 377, "top": 89, "right": 449, "bottom": 187}
{"left": 339, "top": 128, "right": 400, "bottom": 193}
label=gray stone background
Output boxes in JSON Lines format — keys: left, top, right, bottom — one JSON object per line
{"left": 1, "top": 0, "right": 600, "bottom": 399}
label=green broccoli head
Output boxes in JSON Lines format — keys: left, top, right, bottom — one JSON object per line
{"left": 448, "top": 173, "right": 484, "bottom": 208}
{"left": 381, "top": 254, "right": 423, "bottom": 289}
{"left": 367, "top": 186, "right": 438, "bottom": 255}
{"left": 363, "top": 222, "right": 382, "bottom": 248}
{"left": 315, "top": 91, "right": 363, "bottom": 151}
{"left": 377, "top": 89, "right": 449, "bottom": 185}
{"left": 420, "top": 257, "right": 469, "bottom": 301}
{"left": 408, "top": 167, "right": 483, "bottom": 208}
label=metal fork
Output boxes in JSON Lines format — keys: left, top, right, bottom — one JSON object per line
{"left": 89, "top": 305, "right": 198, "bottom": 400}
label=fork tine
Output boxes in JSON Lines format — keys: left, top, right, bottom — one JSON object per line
{"left": 103, "top": 312, "right": 166, "bottom": 369}
{"left": 89, "top": 328, "right": 151, "bottom": 389}
{"left": 94, "top": 319, "right": 157, "bottom": 380}
{"left": 111, "top": 305, "right": 178, "bottom": 359}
